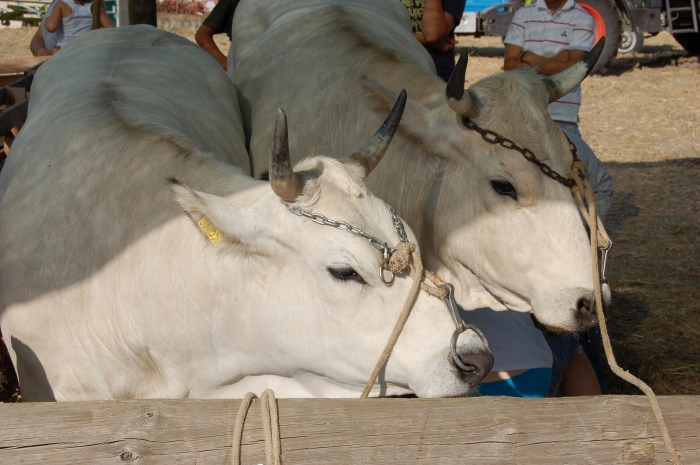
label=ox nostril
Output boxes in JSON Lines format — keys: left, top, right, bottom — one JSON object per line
{"left": 457, "top": 352, "right": 494, "bottom": 380}
{"left": 577, "top": 297, "right": 590, "bottom": 313}
{"left": 576, "top": 297, "right": 599, "bottom": 327}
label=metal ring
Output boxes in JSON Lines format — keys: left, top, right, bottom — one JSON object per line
{"left": 450, "top": 324, "right": 475, "bottom": 372}
{"left": 379, "top": 266, "right": 394, "bottom": 285}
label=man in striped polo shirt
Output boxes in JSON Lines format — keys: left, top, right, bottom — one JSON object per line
{"left": 502, "top": 0, "right": 614, "bottom": 397}
{"left": 503, "top": 0, "right": 595, "bottom": 133}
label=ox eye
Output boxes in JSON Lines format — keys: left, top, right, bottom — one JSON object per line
{"left": 491, "top": 180, "right": 517, "bottom": 200}
{"left": 328, "top": 267, "right": 367, "bottom": 285}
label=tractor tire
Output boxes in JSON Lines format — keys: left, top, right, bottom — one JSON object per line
{"left": 577, "top": 0, "right": 622, "bottom": 73}
{"left": 673, "top": 32, "right": 700, "bottom": 55}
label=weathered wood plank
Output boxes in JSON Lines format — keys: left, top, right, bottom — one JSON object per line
{"left": 0, "top": 396, "right": 697, "bottom": 464}
{"left": 0, "top": 57, "right": 49, "bottom": 77}
{"left": 1, "top": 73, "right": 35, "bottom": 92}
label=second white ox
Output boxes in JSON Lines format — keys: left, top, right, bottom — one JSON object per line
{"left": 230, "top": 0, "right": 608, "bottom": 333}
{"left": 0, "top": 26, "right": 491, "bottom": 401}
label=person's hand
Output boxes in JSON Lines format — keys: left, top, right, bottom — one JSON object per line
{"left": 217, "top": 55, "right": 228, "bottom": 72}
{"left": 554, "top": 49, "right": 569, "bottom": 62}
{"left": 425, "top": 36, "right": 458, "bottom": 52}
{"left": 36, "top": 46, "right": 58, "bottom": 57}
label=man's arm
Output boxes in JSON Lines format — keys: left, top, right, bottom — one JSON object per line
{"left": 195, "top": 24, "right": 228, "bottom": 70}
{"left": 521, "top": 48, "right": 587, "bottom": 76}
{"left": 505, "top": 43, "right": 585, "bottom": 75}
{"left": 421, "top": 0, "right": 457, "bottom": 43}
{"left": 413, "top": 31, "right": 457, "bottom": 52}
{"left": 503, "top": 43, "right": 525, "bottom": 71}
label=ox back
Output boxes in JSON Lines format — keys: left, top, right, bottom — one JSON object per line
{"left": 0, "top": 26, "right": 251, "bottom": 400}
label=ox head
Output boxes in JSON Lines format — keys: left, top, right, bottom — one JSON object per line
{"left": 361, "top": 41, "right": 608, "bottom": 334}
{"left": 172, "top": 94, "right": 492, "bottom": 398}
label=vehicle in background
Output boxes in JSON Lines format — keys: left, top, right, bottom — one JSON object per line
{"left": 0, "top": 1, "right": 47, "bottom": 27}
{"left": 455, "top": 0, "right": 699, "bottom": 71}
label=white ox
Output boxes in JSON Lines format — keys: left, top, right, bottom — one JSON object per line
{"left": 230, "top": 0, "right": 608, "bottom": 333}
{"left": 0, "top": 26, "right": 492, "bottom": 401}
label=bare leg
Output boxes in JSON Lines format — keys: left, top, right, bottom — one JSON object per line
{"left": 560, "top": 351, "right": 602, "bottom": 396}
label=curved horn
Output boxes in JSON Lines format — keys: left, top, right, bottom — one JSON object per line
{"left": 269, "top": 109, "right": 305, "bottom": 202}
{"left": 445, "top": 52, "right": 478, "bottom": 116}
{"left": 543, "top": 37, "right": 606, "bottom": 103}
{"left": 350, "top": 89, "right": 407, "bottom": 176}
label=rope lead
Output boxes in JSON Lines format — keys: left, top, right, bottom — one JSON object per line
{"left": 569, "top": 164, "right": 681, "bottom": 465}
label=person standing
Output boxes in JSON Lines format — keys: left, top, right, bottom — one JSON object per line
{"left": 195, "top": 0, "right": 240, "bottom": 71}
{"left": 402, "top": 0, "right": 466, "bottom": 81}
{"left": 44, "top": 0, "right": 115, "bottom": 49}
{"left": 503, "top": 0, "right": 613, "bottom": 395}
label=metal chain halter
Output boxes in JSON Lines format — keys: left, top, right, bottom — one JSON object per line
{"left": 463, "top": 117, "right": 580, "bottom": 188}
{"left": 288, "top": 203, "right": 408, "bottom": 284}
{"left": 462, "top": 116, "right": 612, "bottom": 286}
{"left": 287, "top": 201, "right": 481, "bottom": 385}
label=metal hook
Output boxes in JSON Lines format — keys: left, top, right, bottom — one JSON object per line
{"left": 440, "top": 283, "right": 465, "bottom": 328}
{"left": 379, "top": 246, "right": 394, "bottom": 285}
{"left": 599, "top": 238, "right": 612, "bottom": 281}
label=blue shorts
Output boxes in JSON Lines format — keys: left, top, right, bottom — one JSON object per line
{"left": 474, "top": 367, "right": 552, "bottom": 398}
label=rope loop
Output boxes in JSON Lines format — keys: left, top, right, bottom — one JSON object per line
{"left": 386, "top": 242, "right": 415, "bottom": 275}
{"left": 232, "top": 389, "right": 282, "bottom": 465}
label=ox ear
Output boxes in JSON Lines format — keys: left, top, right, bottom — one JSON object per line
{"left": 359, "top": 77, "right": 430, "bottom": 144}
{"left": 169, "top": 178, "right": 251, "bottom": 247}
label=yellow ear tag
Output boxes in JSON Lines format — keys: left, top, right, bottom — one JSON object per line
{"left": 197, "top": 217, "right": 224, "bottom": 245}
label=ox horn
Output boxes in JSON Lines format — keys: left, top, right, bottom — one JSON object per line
{"left": 269, "top": 109, "right": 305, "bottom": 202}
{"left": 350, "top": 89, "right": 407, "bottom": 176}
{"left": 543, "top": 37, "right": 605, "bottom": 104}
{"left": 445, "top": 52, "right": 478, "bottom": 116}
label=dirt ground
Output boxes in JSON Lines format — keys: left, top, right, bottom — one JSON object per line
{"left": 0, "top": 27, "right": 698, "bottom": 399}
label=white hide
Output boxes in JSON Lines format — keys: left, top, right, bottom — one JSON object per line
{"left": 230, "top": 0, "right": 599, "bottom": 333}
{"left": 0, "top": 26, "right": 490, "bottom": 401}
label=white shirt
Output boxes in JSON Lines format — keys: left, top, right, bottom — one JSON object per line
{"left": 504, "top": 0, "right": 595, "bottom": 123}
{"left": 461, "top": 308, "right": 553, "bottom": 371}
{"left": 57, "top": 0, "right": 94, "bottom": 48}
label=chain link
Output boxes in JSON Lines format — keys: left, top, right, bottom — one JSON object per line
{"left": 288, "top": 203, "right": 408, "bottom": 256}
{"left": 463, "top": 117, "right": 578, "bottom": 188}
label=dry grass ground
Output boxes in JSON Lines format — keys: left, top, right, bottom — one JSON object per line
{"left": 0, "top": 27, "right": 698, "bottom": 399}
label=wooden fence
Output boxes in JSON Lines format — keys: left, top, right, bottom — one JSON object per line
{"left": 1, "top": 395, "right": 698, "bottom": 464}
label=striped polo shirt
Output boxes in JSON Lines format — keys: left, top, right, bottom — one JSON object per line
{"left": 504, "top": 0, "right": 595, "bottom": 123}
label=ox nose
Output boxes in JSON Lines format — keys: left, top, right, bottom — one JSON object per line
{"left": 576, "top": 296, "right": 599, "bottom": 329}
{"left": 455, "top": 351, "right": 494, "bottom": 382}
{"left": 450, "top": 326, "right": 494, "bottom": 380}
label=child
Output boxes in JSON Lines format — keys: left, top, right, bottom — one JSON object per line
{"left": 44, "top": 0, "right": 114, "bottom": 50}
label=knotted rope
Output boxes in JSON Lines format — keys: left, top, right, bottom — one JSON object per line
{"left": 231, "top": 389, "right": 282, "bottom": 465}
{"left": 360, "top": 242, "right": 447, "bottom": 399}
{"left": 568, "top": 162, "right": 681, "bottom": 465}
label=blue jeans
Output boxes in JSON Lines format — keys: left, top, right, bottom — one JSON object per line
{"left": 555, "top": 122, "right": 614, "bottom": 223}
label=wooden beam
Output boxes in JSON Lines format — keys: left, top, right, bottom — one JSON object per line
{"left": 0, "top": 99, "right": 28, "bottom": 136}
{"left": 117, "top": 0, "right": 129, "bottom": 26}
{"left": 0, "top": 74, "right": 34, "bottom": 92}
{"left": 0, "top": 396, "right": 697, "bottom": 464}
